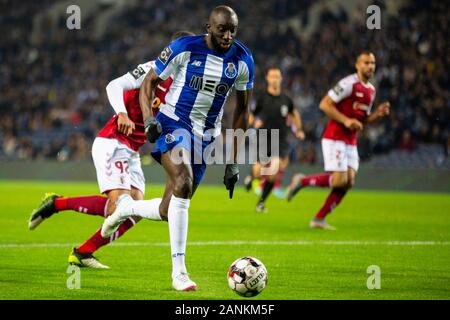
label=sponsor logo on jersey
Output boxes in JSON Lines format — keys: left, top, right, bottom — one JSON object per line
{"left": 189, "top": 75, "right": 230, "bottom": 96}
{"left": 352, "top": 101, "right": 370, "bottom": 111}
{"left": 224, "top": 62, "right": 237, "bottom": 78}
{"left": 158, "top": 47, "right": 173, "bottom": 65}
{"left": 355, "top": 91, "right": 364, "bottom": 98}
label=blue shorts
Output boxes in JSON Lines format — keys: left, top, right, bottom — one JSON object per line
{"left": 151, "top": 112, "right": 215, "bottom": 185}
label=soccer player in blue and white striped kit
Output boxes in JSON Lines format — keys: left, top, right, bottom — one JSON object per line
{"left": 102, "top": 6, "right": 254, "bottom": 291}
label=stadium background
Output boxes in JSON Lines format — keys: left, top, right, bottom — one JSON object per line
{"left": 0, "top": 0, "right": 449, "bottom": 192}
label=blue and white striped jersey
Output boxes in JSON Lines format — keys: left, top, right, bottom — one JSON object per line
{"left": 154, "top": 34, "right": 254, "bottom": 138}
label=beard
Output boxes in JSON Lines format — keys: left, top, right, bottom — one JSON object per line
{"left": 365, "top": 71, "right": 374, "bottom": 79}
{"left": 211, "top": 34, "right": 230, "bottom": 52}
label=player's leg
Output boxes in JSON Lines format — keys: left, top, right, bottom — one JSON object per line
{"left": 69, "top": 138, "right": 137, "bottom": 267}
{"left": 28, "top": 194, "right": 109, "bottom": 230}
{"left": 273, "top": 156, "right": 289, "bottom": 199}
{"left": 160, "top": 148, "right": 197, "bottom": 291}
{"left": 158, "top": 177, "right": 175, "bottom": 221}
{"left": 158, "top": 177, "right": 199, "bottom": 221}
{"left": 28, "top": 138, "right": 122, "bottom": 230}
{"left": 287, "top": 139, "right": 345, "bottom": 201}
{"left": 70, "top": 150, "right": 149, "bottom": 266}
{"left": 100, "top": 151, "right": 165, "bottom": 237}
{"left": 71, "top": 188, "right": 144, "bottom": 264}
{"left": 68, "top": 188, "right": 137, "bottom": 269}
{"left": 309, "top": 141, "right": 358, "bottom": 230}
{"left": 256, "top": 156, "right": 281, "bottom": 213}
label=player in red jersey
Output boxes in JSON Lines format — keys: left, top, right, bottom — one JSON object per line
{"left": 28, "top": 31, "right": 194, "bottom": 268}
{"left": 286, "top": 52, "right": 390, "bottom": 230}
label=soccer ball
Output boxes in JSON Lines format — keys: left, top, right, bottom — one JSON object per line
{"left": 227, "top": 256, "right": 268, "bottom": 297}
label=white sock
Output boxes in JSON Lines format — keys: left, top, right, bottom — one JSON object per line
{"left": 126, "top": 198, "right": 162, "bottom": 221}
{"left": 168, "top": 195, "right": 190, "bottom": 278}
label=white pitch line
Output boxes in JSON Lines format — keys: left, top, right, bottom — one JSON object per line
{"left": 0, "top": 240, "right": 449, "bottom": 249}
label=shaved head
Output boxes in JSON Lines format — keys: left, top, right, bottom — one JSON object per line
{"left": 205, "top": 6, "right": 239, "bottom": 52}
{"left": 209, "top": 5, "right": 238, "bottom": 23}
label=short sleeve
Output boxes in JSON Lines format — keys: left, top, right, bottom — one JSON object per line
{"left": 327, "top": 76, "right": 353, "bottom": 103}
{"left": 154, "top": 38, "right": 190, "bottom": 80}
{"left": 235, "top": 54, "right": 254, "bottom": 91}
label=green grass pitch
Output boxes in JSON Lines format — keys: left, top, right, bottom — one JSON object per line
{"left": 0, "top": 180, "right": 449, "bottom": 300}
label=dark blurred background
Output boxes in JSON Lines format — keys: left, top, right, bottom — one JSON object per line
{"left": 1, "top": 0, "right": 449, "bottom": 169}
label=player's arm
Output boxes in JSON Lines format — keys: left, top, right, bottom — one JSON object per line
{"left": 233, "top": 88, "right": 252, "bottom": 152}
{"left": 322, "top": 77, "right": 363, "bottom": 131}
{"left": 139, "top": 68, "right": 163, "bottom": 143}
{"left": 367, "top": 101, "right": 391, "bottom": 122}
{"left": 223, "top": 88, "right": 252, "bottom": 199}
{"left": 139, "top": 69, "right": 162, "bottom": 122}
{"left": 142, "top": 39, "right": 188, "bottom": 142}
{"left": 224, "top": 54, "right": 254, "bottom": 199}
{"left": 106, "top": 73, "right": 138, "bottom": 136}
{"left": 319, "top": 95, "right": 363, "bottom": 131}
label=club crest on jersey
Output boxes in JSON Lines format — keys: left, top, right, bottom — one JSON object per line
{"left": 224, "top": 62, "right": 237, "bottom": 78}
{"left": 165, "top": 133, "right": 176, "bottom": 144}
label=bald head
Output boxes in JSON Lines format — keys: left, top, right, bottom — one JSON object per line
{"left": 206, "top": 6, "right": 239, "bottom": 52}
{"left": 209, "top": 5, "right": 238, "bottom": 23}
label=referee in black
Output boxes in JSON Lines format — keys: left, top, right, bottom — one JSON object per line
{"left": 244, "top": 66, "right": 305, "bottom": 213}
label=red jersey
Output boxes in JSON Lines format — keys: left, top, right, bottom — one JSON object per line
{"left": 97, "top": 76, "right": 173, "bottom": 151}
{"left": 322, "top": 73, "right": 376, "bottom": 145}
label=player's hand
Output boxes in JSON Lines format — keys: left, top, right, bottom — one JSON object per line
{"left": 144, "top": 118, "right": 162, "bottom": 143}
{"left": 296, "top": 130, "right": 305, "bottom": 140}
{"left": 223, "top": 164, "right": 239, "bottom": 199}
{"left": 117, "top": 113, "right": 135, "bottom": 136}
{"left": 344, "top": 118, "right": 363, "bottom": 131}
{"left": 376, "top": 101, "right": 391, "bottom": 117}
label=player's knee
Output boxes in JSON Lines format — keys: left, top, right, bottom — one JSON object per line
{"left": 105, "top": 197, "right": 117, "bottom": 216}
{"left": 332, "top": 175, "right": 348, "bottom": 189}
{"left": 173, "top": 173, "right": 193, "bottom": 198}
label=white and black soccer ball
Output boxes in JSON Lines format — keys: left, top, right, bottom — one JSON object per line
{"left": 227, "top": 256, "right": 268, "bottom": 297}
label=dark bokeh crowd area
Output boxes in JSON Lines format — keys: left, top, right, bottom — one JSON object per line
{"left": 0, "top": 0, "right": 448, "bottom": 166}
